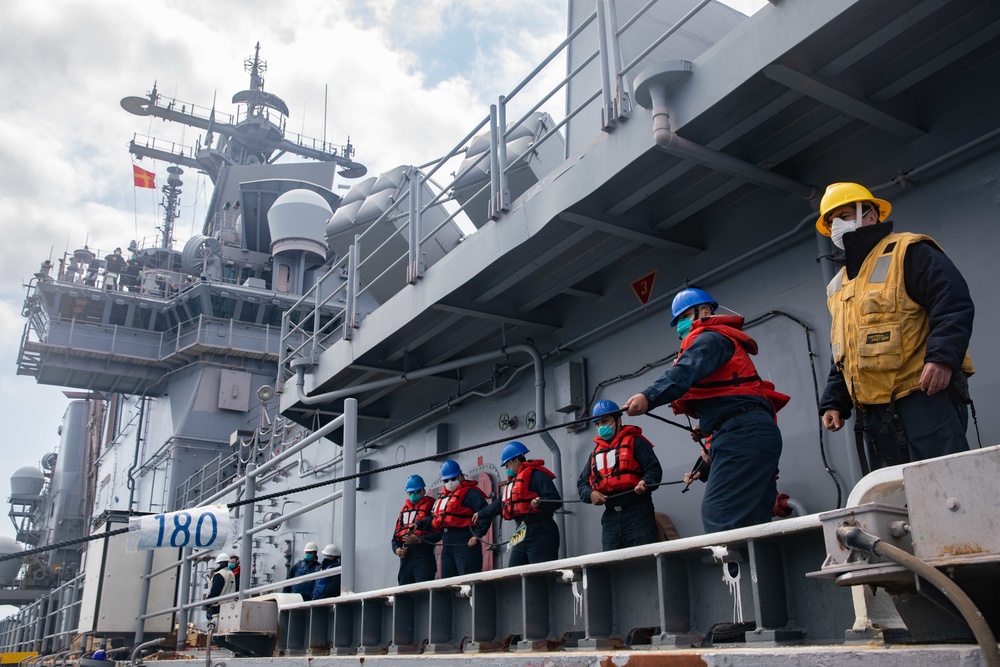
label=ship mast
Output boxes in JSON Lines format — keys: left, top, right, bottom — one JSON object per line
{"left": 120, "top": 43, "right": 367, "bottom": 192}
{"left": 158, "top": 166, "right": 183, "bottom": 249}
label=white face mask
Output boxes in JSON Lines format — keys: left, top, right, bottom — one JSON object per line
{"left": 444, "top": 479, "right": 460, "bottom": 492}
{"left": 830, "top": 217, "right": 858, "bottom": 249}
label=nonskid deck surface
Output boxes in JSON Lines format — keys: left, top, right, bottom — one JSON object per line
{"left": 154, "top": 644, "right": 992, "bottom": 666}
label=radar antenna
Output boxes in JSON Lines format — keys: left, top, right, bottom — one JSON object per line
{"left": 121, "top": 44, "right": 367, "bottom": 183}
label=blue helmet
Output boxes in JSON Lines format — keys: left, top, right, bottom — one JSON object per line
{"left": 591, "top": 399, "right": 621, "bottom": 423}
{"left": 670, "top": 288, "right": 718, "bottom": 326}
{"left": 404, "top": 474, "right": 425, "bottom": 492}
{"left": 500, "top": 441, "right": 529, "bottom": 466}
{"left": 440, "top": 459, "right": 462, "bottom": 480}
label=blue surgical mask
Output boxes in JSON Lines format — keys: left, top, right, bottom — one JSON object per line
{"left": 597, "top": 424, "right": 615, "bottom": 441}
{"left": 408, "top": 492, "right": 422, "bottom": 504}
{"left": 505, "top": 468, "right": 516, "bottom": 477}
{"left": 676, "top": 317, "right": 693, "bottom": 340}
{"left": 304, "top": 553, "right": 314, "bottom": 562}
{"left": 228, "top": 562, "right": 236, "bottom": 570}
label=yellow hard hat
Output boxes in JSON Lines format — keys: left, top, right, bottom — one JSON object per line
{"left": 815, "top": 182, "right": 891, "bottom": 236}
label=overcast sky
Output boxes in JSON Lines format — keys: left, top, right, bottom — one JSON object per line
{"left": 0, "top": 0, "right": 764, "bottom": 601}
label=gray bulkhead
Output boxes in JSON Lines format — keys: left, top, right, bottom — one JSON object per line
{"left": 281, "top": 0, "right": 1000, "bottom": 593}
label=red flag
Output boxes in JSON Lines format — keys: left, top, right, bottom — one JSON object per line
{"left": 133, "top": 165, "right": 156, "bottom": 189}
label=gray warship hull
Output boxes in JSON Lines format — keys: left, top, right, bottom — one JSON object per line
{"left": 4, "top": 0, "right": 1000, "bottom": 664}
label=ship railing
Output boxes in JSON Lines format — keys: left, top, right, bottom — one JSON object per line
{"left": 278, "top": 251, "right": 351, "bottom": 374}
{"left": 134, "top": 407, "right": 355, "bottom": 649}
{"left": 272, "top": 2, "right": 722, "bottom": 379}
{"left": 129, "top": 133, "right": 199, "bottom": 162}
{"left": 0, "top": 573, "right": 84, "bottom": 654}
{"left": 28, "top": 313, "right": 289, "bottom": 365}
{"left": 156, "top": 95, "right": 235, "bottom": 126}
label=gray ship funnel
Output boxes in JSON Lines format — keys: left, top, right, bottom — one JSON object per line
{"left": 10, "top": 467, "right": 45, "bottom": 496}
{"left": 324, "top": 165, "right": 464, "bottom": 304}
{"left": 268, "top": 189, "right": 332, "bottom": 295}
{"left": 452, "top": 112, "right": 564, "bottom": 228}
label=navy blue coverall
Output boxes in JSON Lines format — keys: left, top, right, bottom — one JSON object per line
{"left": 287, "top": 557, "right": 321, "bottom": 599}
{"left": 415, "top": 486, "right": 489, "bottom": 578}
{"left": 311, "top": 557, "right": 342, "bottom": 599}
{"left": 577, "top": 435, "right": 663, "bottom": 550}
{"left": 642, "top": 332, "right": 781, "bottom": 534}
{"left": 820, "top": 221, "right": 974, "bottom": 469}
{"left": 391, "top": 519, "right": 440, "bottom": 585}
{"left": 478, "top": 466, "right": 562, "bottom": 567}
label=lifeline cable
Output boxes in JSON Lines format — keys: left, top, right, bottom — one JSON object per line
{"left": 0, "top": 406, "right": 734, "bottom": 564}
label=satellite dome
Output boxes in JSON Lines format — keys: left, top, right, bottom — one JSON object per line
{"left": 10, "top": 467, "right": 45, "bottom": 496}
{"left": 267, "top": 189, "right": 332, "bottom": 258}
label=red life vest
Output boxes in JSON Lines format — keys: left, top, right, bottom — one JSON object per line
{"left": 393, "top": 495, "right": 435, "bottom": 542}
{"left": 430, "top": 480, "right": 479, "bottom": 531}
{"left": 670, "top": 316, "right": 790, "bottom": 418}
{"left": 500, "top": 460, "right": 556, "bottom": 520}
{"left": 589, "top": 425, "right": 648, "bottom": 494}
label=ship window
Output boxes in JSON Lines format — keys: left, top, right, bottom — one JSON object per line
{"left": 210, "top": 294, "right": 236, "bottom": 319}
{"left": 261, "top": 305, "right": 284, "bottom": 327}
{"left": 186, "top": 297, "right": 203, "bottom": 319}
{"left": 133, "top": 305, "right": 151, "bottom": 330}
{"left": 239, "top": 301, "right": 259, "bottom": 323}
{"left": 154, "top": 311, "right": 170, "bottom": 331}
{"left": 109, "top": 302, "right": 129, "bottom": 326}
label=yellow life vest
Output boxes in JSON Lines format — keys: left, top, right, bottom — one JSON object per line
{"left": 826, "top": 231, "right": 973, "bottom": 405}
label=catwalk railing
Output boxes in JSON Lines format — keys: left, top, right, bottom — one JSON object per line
{"left": 0, "top": 574, "right": 84, "bottom": 654}
{"left": 277, "top": 0, "right": 717, "bottom": 381}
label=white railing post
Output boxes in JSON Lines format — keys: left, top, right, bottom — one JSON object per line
{"left": 606, "top": 0, "right": 632, "bottom": 120}
{"left": 488, "top": 104, "right": 502, "bottom": 220}
{"left": 343, "top": 240, "right": 360, "bottom": 340}
{"left": 239, "top": 463, "right": 256, "bottom": 597}
{"left": 597, "top": 0, "right": 616, "bottom": 131}
{"left": 342, "top": 397, "right": 358, "bottom": 594}
{"left": 497, "top": 95, "right": 511, "bottom": 214}
{"left": 407, "top": 174, "right": 422, "bottom": 284}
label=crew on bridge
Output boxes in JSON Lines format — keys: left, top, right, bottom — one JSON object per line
{"left": 413, "top": 460, "right": 488, "bottom": 578}
{"left": 578, "top": 399, "right": 662, "bottom": 550}
{"left": 392, "top": 474, "right": 440, "bottom": 585}
{"left": 815, "top": 182, "right": 975, "bottom": 472}
{"left": 474, "top": 441, "right": 562, "bottom": 566}
{"left": 624, "top": 288, "right": 789, "bottom": 534}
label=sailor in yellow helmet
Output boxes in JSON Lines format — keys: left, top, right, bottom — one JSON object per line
{"left": 816, "top": 183, "right": 974, "bottom": 473}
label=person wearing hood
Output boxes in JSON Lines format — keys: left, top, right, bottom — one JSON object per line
{"left": 815, "top": 183, "right": 974, "bottom": 473}
{"left": 578, "top": 400, "right": 662, "bottom": 550}
{"left": 623, "top": 288, "right": 789, "bottom": 534}
{"left": 311, "top": 544, "right": 342, "bottom": 599}
{"left": 205, "top": 552, "right": 236, "bottom": 620}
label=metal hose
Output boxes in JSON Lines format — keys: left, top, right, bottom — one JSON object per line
{"left": 128, "top": 637, "right": 165, "bottom": 667}
{"left": 839, "top": 525, "right": 1000, "bottom": 667}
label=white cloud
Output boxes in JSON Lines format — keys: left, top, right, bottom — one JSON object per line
{"left": 0, "top": 0, "right": 565, "bottom": 544}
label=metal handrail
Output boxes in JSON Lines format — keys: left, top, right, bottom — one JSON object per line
{"left": 620, "top": 0, "right": 713, "bottom": 76}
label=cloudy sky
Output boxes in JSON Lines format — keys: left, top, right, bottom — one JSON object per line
{"left": 0, "top": 0, "right": 764, "bottom": 580}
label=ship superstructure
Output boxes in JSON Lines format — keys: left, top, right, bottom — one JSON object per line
{"left": 4, "top": 1, "right": 1000, "bottom": 664}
